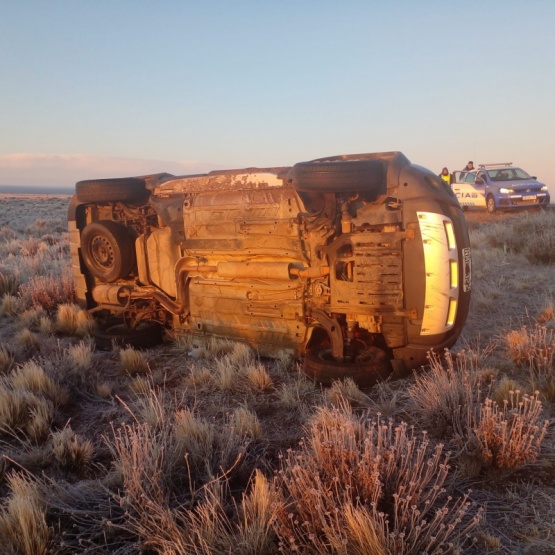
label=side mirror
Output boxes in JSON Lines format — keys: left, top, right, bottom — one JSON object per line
{"left": 532, "top": 176, "right": 537, "bottom": 180}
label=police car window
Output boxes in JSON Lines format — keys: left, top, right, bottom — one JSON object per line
{"left": 463, "top": 173, "right": 476, "bottom": 183}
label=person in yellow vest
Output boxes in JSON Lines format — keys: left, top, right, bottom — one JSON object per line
{"left": 439, "top": 167, "right": 452, "bottom": 185}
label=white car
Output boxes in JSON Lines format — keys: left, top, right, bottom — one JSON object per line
{"left": 451, "top": 163, "right": 550, "bottom": 213}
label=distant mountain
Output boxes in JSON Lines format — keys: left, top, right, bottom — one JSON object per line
{"left": 0, "top": 185, "right": 74, "bottom": 195}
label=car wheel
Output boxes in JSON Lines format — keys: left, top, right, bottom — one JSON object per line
{"left": 291, "top": 160, "right": 385, "bottom": 195}
{"left": 76, "top": 177, "right": 147, "bottom": 204}
{"left": 81, "top": 221, "right": 135, "bottom": 281}
{"left": 486, "top": 196, "right": 496, "bottom": 214}
{"left": 94, "top": 320, "right": 164, "bottom": 351}
{"left": 303, "top": 342, "right": 390, "bottom": 387}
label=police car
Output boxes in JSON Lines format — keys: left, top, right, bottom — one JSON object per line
{"left": 451, "top": 163, "right": 550, "bottom": 213}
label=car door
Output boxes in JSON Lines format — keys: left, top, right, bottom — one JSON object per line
{"left": 452, "top": 171, "right": 486, "bottom": 208}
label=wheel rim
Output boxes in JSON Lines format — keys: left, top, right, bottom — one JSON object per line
{"left": 89, "top": 235, "right": 115, "bottom": 272}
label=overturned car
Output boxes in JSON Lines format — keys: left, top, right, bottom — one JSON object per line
{"left": 68, "top": 152, "right": 471, "bottom": 386}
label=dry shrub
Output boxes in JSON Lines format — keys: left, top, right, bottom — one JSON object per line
{"left": 215, "top": 355, "right": 241, "bottom": 391}
{"left": 0, "top": 346, "right": 15, "bottom": 374}
{"left": 227, "top": 342, "right": 255, "bottom": 367}
{"left": 506, "top": 324, "right": 555, "bottom": 396}
{"left": 65, "top": 341, "right": 94, "bottom": 371}
{"left": 55, "top": 303, "right": 95, "bottom": 336}
{"left": 277, "top": 374, "right": 319, "bottom": 409}
{"left": 51, "top": 426, "right": 94, "bottom": 470}
{"left": 244, "top": 362, "right": 273, "bottom": 391}
{"left": 18, "top": 306, "right": 47, "bottom": 330}
{"left": 38, "top": 316, "right": 54, "bottom": 334}
{"left": 232, "top": 406, "right": 262, "bottom": 440}
{"left": 130, "top": 374, "right": 151, "bottom": 395}
{"left": 537, "top": 301, "right": 555, "bottom": 324}
{"left": 14, "top": 329, "right": 40, "bottom": 351}
{"left": 172, "top": 407, "right": 249, "bottom": 485}
{"left": 109, "top": 414, "right": 275, "bottom": 555}
{"left": 0, "top": 268, "right": 21, "bottom": 297}
{"left": 0, "top": 473, "right": 51, "bottom": 555}
{"left": 324, "top": 377, "right": 370, "bottom": 409}
{"left": 493, "top": 376, "right": 526, "bottom": 405}
{"left": 0, "top": 293, "right": 22, "bottom": 316}
{"left": 11, "top": 360, "right": 68, "bottom": 406}
{"left": 18, "top": 273, "right": 75, "bottom": 312}
{"left": 273, "top": 404, "right": 482, "bottom": 554}
{"left": 406, "top": 349, "right": 485, "bottom": 437}
{"left": 120, "top": 346, "right": 150, "bottom": 375}
{"left": 473, "top": 392, "right": 549, "bottom": 471}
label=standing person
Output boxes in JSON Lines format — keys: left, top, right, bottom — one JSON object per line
{"left": 462, "top": 161, "right": 475, "bottom": 172}
{"left": 439, "top": 167, "right": 452, "bottom": 185}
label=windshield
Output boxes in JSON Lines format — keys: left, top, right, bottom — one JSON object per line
{"left": 487, "top": 168, "right": 532, "bottom": 181}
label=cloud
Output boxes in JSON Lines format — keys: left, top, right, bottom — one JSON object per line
{"left": 0, "top": 153, "right": 219, "bottom": 187}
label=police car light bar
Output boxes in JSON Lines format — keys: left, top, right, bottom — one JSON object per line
{"left": 478, "top": 162, "right": 513, "bottom": 168}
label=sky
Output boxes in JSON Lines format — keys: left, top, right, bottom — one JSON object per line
{"left": 1, "top": 0, "right": 554, "bottom": 190}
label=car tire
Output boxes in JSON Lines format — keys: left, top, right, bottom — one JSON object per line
{"left": 291, "top": 160, "right": 385, "bottom": 194}
{"left": 486, "top": 196, "right": 496, "bottom": 214}
{"left": 81, "top": 221, "right": 135, "bottom": 281}
{"left": 94, "top": 320, "right": 164, "bottom": 351}
{"left": 303, "top": 343, "right": 390, "bottom": 387}
{"left": 76, "top": 178, "right": 148, "bottom": 204}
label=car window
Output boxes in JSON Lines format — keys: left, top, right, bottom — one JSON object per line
{"left": 513, "top": 168, "right": 532, "bottom": 179}
{"left": 463, "top": 172, "right": 476, "bottom": 184}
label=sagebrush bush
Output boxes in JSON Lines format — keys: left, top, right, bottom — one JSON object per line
{"left": 273, "top": 403, "right": 483, "bottom": 554}
{"left": 18, "top": 273, "right": 75, "bottom": 312}
{"left": 473, "top": 392, "right": 549, "bottom": 471}
{"left": 506, "top": 324, "right": 555, "bottom": 396}
{"left": 406, "top": 349, "right": 486, "bottom": 437}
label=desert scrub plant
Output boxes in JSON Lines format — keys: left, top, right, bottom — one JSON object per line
{"left": 17, "top": 273, "right": 75, "bottom": 312}
{"left": 506, "top": 324, "right": 555, "bottom": 397}
{"left": 11, "top": 360, "right": 68, "bottom": 407}
{"left": 272, "top": 404, "right": 483, "bottom": 554}
{"left": 324, "top": 376, "right": 371, "bottom": 409}
{"left": 119, "top": 346, "right": 150, "bottom": 375}
{"left": 51, "top": 425, "right": 94, "bottom": 470}
{"left": 65, "top": 340, "right": 94, "bottom": 371}
{"left": 473, "top": 392, "right": 549, "bottom": 472}
{"left": 244, "top": 361, "right": 273, "bottom": 392}
{"left": 0, "top": 346, "right": 15, "bottom": 374}
{"left": 0, "top": 293, "right": 22, "bottom": 316}
{"left": 55, "top": 303, "right": 95, "bottom": 336}
{"left": 0, "top": 266, "right": 21, "bottom": 297}
{"left": 406, "top": 349, "right": 487, "bottom": 438}
{"left": 0, "top": 385, "right": 54, "bottom": 442}
{"left": 231, "top": 406, "right": 262, "bottom": 440}
{"left": 0, "top": 473, "right": 52, "bottom": 555}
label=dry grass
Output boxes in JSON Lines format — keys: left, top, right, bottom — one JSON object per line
{"left": 119, "top": 346, "right": 150, "bottom": 375}
{"left": 0, "top": 473, "right": 51, "bottom": 555}
{"left": 51, "top": 426, "right": 94, "bottom": 470}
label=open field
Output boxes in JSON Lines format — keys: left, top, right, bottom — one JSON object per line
{"left": 0, "top": 194, "right": 555, "bottom": 554}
